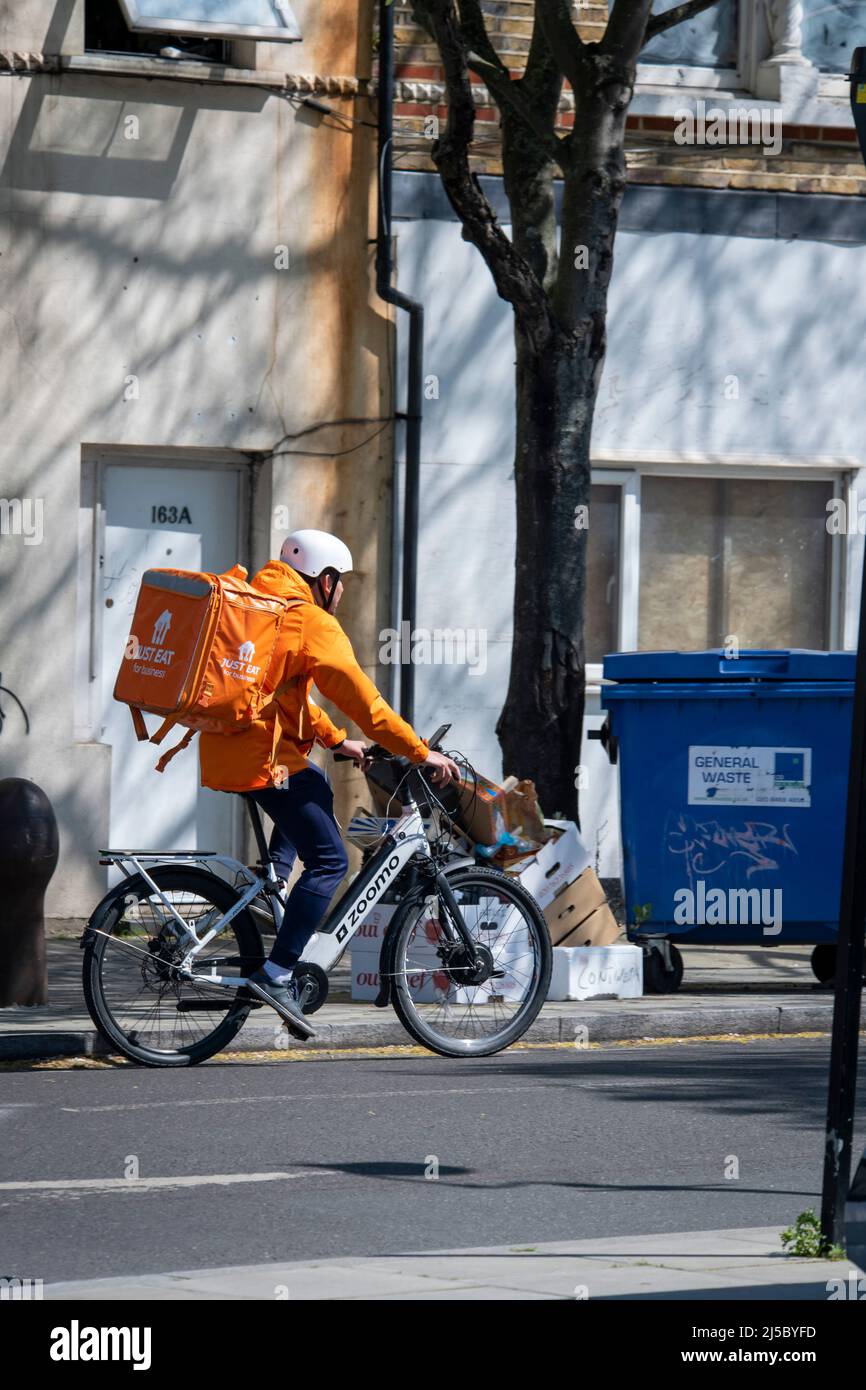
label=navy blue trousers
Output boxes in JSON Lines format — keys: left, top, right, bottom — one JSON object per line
{"left": 246, "top": 765, "right": 349, "bottom": 969}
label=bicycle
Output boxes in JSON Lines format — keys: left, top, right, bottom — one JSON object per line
{"left": 81, "top": 727, "right": 552, "bottom": 1066}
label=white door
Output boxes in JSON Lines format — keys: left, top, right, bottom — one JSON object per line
{"left": 99, "top": 463, "right": 243, "bottom": 856}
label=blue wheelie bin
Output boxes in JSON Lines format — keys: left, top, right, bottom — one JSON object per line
{"left": 596, "top": 649, "right": 855, "bottom": 992}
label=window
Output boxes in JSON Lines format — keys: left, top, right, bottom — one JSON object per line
{"left": 802, "top": 0, "right": 866, "bottom": 74}
{"left": 118, "top": 1, "right": 300, "bottom": 42}
{"left": 85, "top": 1, "right": 301, "bottom": 59}
{"left": 85, "top": 3, "right": 229, "bottom": 61}
{"left": 585, "top": 471, "right": 839, "bottom": 667}
{"left": 637, "top": 476, "right": 833, "bottom": 650}
{"left": 641, "top": 0, "right": 740, "bottom": 68}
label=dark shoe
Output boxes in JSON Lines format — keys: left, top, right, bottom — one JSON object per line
{"left": 245, "top": 968, "right": 315, "bottom": 1040}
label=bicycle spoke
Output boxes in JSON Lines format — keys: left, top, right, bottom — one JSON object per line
{"left": 87, "top": 874, "right": 255, "bottom": 1062}
{"left": 393, "top": 870, "right": 548, "bottom": 1054}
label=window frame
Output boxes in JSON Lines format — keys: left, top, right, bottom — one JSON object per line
{"left": 118, "top": 0, "right": 302, "bottom": 44}
{"left": 631, "top": 0, "right": 855, "bottom": 129}
{"left": 633, "top": 0, "right": 748, "bottom": 93}
{"left": 586, "top": 458, "right": 850, "bottom": 691}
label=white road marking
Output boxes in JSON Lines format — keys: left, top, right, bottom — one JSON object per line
{"left": 0, "top": 1169, "right": 343, "bottom": 1195}
{"left": 54, "top": 1082, "right": 548, "bottom": 1115}
{"left": 2, "top": 1077, "right": 703, "bottom": 1119}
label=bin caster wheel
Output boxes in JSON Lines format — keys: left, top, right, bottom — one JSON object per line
{"left": 643, "top": 943, "right": 684, "bottom": 995}
{"left": 810, "top": 945, "right": 837, "bottom": 985}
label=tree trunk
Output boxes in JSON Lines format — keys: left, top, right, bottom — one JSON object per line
{"left": 496, "top": 324, "right": 594, "bottom": 823}
{"left": 495, "top": 59, "right": 630, "bottom": 824}
{"left": 414, "top": 0, "right": 639, "bottom": 825}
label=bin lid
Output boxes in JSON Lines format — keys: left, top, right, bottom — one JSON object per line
{"left": 602, "top": 649, "right": 856, "bottom": 683}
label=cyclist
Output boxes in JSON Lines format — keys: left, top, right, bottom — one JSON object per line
{"left": 198, "top": 529, "right": 460, "bottom": 1039}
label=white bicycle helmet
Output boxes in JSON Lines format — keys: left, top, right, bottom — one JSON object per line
{"left": 280, "top": 529, "right": 353, "bottom": 611}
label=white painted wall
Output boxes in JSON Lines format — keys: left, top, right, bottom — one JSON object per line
{"left": 394, "top": 213, "right": 866, "bottom": 875}
{"left": 0, "top": 50, "right": 387, "bottom": 916}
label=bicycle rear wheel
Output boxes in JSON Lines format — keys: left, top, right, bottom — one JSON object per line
{"left": 388, "top": 866, "right": 552, "bottom": 1057}
{"left": 83, "top": 866, "right": 264, "bottom": 1067}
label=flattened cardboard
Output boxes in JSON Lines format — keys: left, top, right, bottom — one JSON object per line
{"left": 544, "top": 867, "right": 621, "bottom": 948}
{"left": 508, "top": 820, "right": 591, "bottom": 908}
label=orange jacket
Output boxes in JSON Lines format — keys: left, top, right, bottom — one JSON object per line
{"left": 198, "top": 561, "right": 429, "bottom": 792}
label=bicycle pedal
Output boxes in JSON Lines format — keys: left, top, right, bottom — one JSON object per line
{"left": 280, "top": 1018, "right": 311, "bottom": 1042}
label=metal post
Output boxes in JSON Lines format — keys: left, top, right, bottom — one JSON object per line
{"left": 820, "top": 47, "right": 866, "bottom": 1250}
{"left": 375, "top": 0, "right": 424, "bottom": 726}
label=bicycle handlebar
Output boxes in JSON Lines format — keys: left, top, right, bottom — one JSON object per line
{"left": 333, "top": 744, "right": 391, "bottom": 763}
{"left": 333, "top": 724, "right": 452, "bottom": 764}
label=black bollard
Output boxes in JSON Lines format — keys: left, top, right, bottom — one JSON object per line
{"left": 0, "top": 779, "right": 59, "bottom": 1006}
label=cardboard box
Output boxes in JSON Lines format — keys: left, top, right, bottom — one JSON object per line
{"left": 506, "top": 820, "right": 591, "bottom": 908}
{"left": 351, "top": 944, "right": 481, "bottom": 1004}
{"left": 351, "top": 906, "right": 441, "bottom": 1000}
{"left": 543, "top": 867, "right": 621, "bottom": 947}
{"left": 547, "top": 943, "right": 643, "bottom": 1001}
{"left": 351, "top": 909, "right": 492, "bottom": 1006}
{"left": 453, "top": 774, "right": 510, "bottom": 847}
{"left": 351, "top": 963, "right": 446, "bottom": 1003}
{"left": 500, "top": 777, "right": 552, "bottom": 845}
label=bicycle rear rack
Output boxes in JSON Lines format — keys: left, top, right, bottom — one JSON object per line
{"left": 98, "top": 849, "right": 220, "bottom": 863}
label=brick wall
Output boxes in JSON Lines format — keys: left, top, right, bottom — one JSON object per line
{"left": 388, "top": 2, "right": 866, "bottom": 196}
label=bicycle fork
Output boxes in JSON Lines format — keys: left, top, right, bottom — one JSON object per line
{"left": 372, "top": 864, "right": 490, "bottom": 1009}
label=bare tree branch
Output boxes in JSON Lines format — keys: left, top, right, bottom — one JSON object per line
{"left": 465, "top": 50, "right": 564, "bottom": 162}
{"left": 455, "top": 0, "right": 505, "bottom": 68}
{"left": 458, "top": 0, "right": 564, "bottom": 162}
{"left": 415, "top": 0, "right": 564, "bottom": 164}
{"left": 534, "top": 0, "right": 587, "bottom": 93}
{"left": 644, "top": 0, "right": 723, "bottom": 44}
{"left": 501, "top": 6, "right": 563, "bottom": 293}
{"left": 600, "top": 0, "right": 654, "bottom": 63}
{"left": 414, "top": 0, "right": 556, "bottom": 348}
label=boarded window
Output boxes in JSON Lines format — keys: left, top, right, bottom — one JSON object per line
{"left": 638, "top": 476, "right": 832, "bottom": 651}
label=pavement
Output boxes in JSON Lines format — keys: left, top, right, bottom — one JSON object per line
{"left": 40, "top": 1225, "right": 854, "bottom": 1300}
{"left": 6, "top": 1036, "right": 864, "bottom": 1301}
{"left": 0, "top": 937, "right": 842, "bottom": 1060}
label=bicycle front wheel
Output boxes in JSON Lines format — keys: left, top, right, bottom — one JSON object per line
{"left": 389, "top": 866, "right": 552, "bottom": 1058}
{"left": 83, "top": 866, "right": 264, "bottom": 1067}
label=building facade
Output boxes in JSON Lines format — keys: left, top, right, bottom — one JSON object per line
{"left": 3, "top": 1, "right": 865, "bottom": 916}
{"left": 0, "top": 0, "right": 392, "bottom": 916}
{"left": 388, "top": 0, "right": 866, "bottom": 875}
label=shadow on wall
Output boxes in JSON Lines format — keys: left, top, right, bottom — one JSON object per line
{"left": 0, "top": 18, "right": 395, "bottom": 893}
{"left": 0, "top": 0, "right": 78, "bottom": 53}
{"left": 0, "top": 64, "right": 268, "bottom": 198}
{"left": 598, "top": 222, "right": 865, "bottom": 462}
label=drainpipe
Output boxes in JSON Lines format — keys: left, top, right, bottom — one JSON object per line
{"left": 376, "top": 0, "right": 423, "bottom": 727}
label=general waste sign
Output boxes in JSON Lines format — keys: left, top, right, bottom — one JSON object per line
{"left": 687, "top": 745, "right": 812, "bottom": 808}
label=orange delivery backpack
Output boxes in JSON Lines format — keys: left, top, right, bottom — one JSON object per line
{"left": 113, "top": 563, "right": 299, "bottom": 771}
